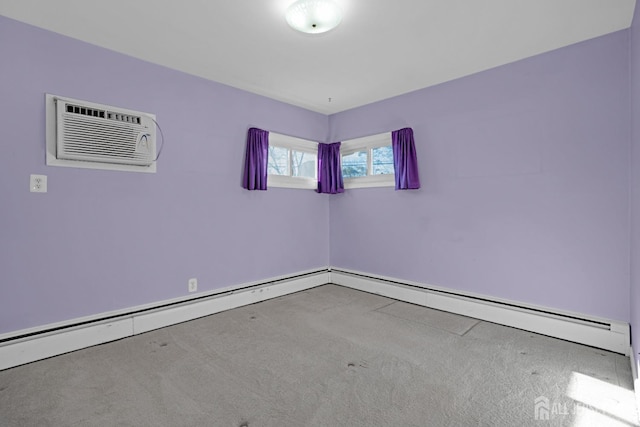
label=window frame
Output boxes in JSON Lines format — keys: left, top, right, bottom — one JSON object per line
{"left": 267, "top": 132, "right": 318, "bottom": 190}
{"left": 341, "top": 132, "right": 395, "bottom": 189}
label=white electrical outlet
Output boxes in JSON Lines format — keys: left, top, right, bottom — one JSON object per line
{"left": 30, "top": 174, "right": 47, "bottom": 193}
{"left": 188, "top": 278, "right": 198, "bottom": 293}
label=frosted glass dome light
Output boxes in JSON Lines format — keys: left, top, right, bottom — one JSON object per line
{"left": 286, "top": 0, "right": 343, "bottom": 34}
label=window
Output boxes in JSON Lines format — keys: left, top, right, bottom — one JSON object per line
{"left": 267, "top": 132, "right": 318, "bottom": 189}
{"left": 341, "top": 132, "right": 394, "bottom": 188}
{"left": 342, "top": 151, "right": 367, "bottom": 178}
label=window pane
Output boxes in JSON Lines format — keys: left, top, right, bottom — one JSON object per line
{"left": 292, "top": 151, "right": 316, "bottom": 178}
{"left": 372, "top": 145, "right": 394, "bottom": 175}
{"left": 342, "top": 151, "right": 367, "bottom": 178}
{"left": 268, "top": 146, "right": 289, "bottom": 176}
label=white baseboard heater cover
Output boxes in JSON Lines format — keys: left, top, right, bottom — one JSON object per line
{"left": 0, "top": 269, "right": 329, "bottom": 371}
{"left": 0, "top": 268, "right": 629, "bottom": 371}
{"left": 330, "top": 268, "right": 630, "bottom": 355}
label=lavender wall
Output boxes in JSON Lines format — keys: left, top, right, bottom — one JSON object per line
{"left": 0, "top": 16, "right": 330, "bottom": 334}
{"left": 631, "top": 3, "right": 640, "bottom": 362}
{"left": 329, "top": 31, "right": 631, "bottom": 322}
{"left": 0, "top": 13, "right": 634, "bottom": 341}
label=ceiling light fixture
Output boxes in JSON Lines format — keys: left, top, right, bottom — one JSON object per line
{"left": 285, "top": 0, "right": 343, "bottom": 34}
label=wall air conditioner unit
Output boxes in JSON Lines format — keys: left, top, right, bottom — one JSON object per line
{"left": 45, "top": 94, "right": 157, "bottom": 173}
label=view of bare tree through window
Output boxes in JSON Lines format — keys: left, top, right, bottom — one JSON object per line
{"left": 268, "top": 140, "right": 393, "bottom": 182}
{"left": 342, "top": 145, "right": 394, "bottom": 178}
{"left": 268, "top": 146, "right": 316, "bottom": 178}
{"left": 372, "top": 146, "right": 394, "bottom": 174}
{"left": 292, "top": 151, "right": 316, "bottom": 178}
{"left": 342, "top": 151, "right": 367, "bottom": 178}
{"left": 268, "top": 146, "right": 289, "bottom": 175}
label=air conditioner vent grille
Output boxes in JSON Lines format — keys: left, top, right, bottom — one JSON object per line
{"left": 106, "top": 112, "right": 141, "bottom": 124}
{"left": 46, "top": 94, "right": 157, "bottom": 173}
{"left": 65, "top": 103, "right": 143, "bottom": 125}
{"left": 59, "top": 115, "right": 152, "bottom": 165}
{"left": 52, "top": 96, "right": 156, "bottom": 167}
{"left": 66, "top": 104, "right": 106, "bottom": 119}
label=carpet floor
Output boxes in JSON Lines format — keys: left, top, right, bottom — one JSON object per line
{"left": 0, "top": 284, "right": 637, "bottom": 426}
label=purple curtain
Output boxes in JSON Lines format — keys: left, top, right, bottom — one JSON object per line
{"left": 317, "top": 142, "right": 344, "bottom": 194}
{"left": 242, "top": 128, "right": 269, "bottom": 190}
{"left": 392, "top": 128, "right": 420, "bottom": 190}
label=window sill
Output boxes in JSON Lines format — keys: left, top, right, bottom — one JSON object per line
{"left": 344, "top": 175, "right": 394, "bottom": 189}
{"left": 268, "top": 175, "right": 316, "bottom": 190}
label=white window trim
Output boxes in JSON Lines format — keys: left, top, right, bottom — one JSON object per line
{"left": 268, "top": 175, "right": 317, "bottom": 189}
{"left": 341, "top": 131, "right": 394, "bottom": 189}
{"left": 268, "top": 132, "right": 318, "bottom": 190}
{"left": 345, "top": 174, "right": 395, "bottom": 189}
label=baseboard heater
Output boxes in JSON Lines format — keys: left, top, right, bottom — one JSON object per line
{"left": 329, "top": 268, "right": 629, "bottom": 355}
{"left": 0, "top": 269, "right": 330, "bottom": 371}
{"left": 0, "top": 267, "right": 629, "bottom": 371}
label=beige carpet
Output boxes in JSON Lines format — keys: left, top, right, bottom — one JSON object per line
{"left": 0, "top": 284, "right": 637, "bottom": 426}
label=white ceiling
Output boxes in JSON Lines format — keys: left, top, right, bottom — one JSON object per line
{"left": 0, "top": 1, "right": 636, "bottom": 114}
